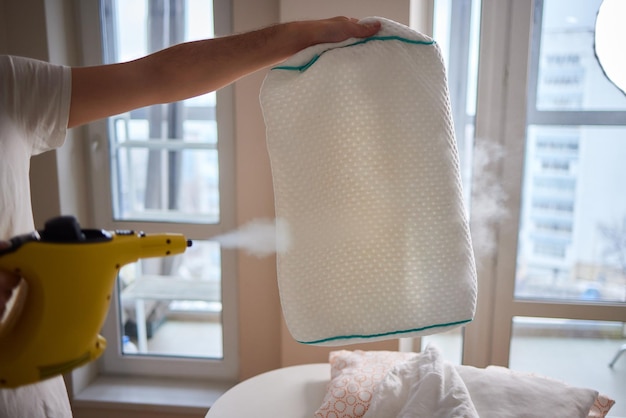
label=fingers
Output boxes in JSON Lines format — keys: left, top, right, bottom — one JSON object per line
{"left": 353, "top": 19, "right": 382, "bottom": 38}
{"left": 311, "top": 17, "right": 381, "bottom": 45}
{"left": 335, "top": 16, "right": 381, "bottom": 39}
{"left": 0, "top": 269, "right": 20, "bottom": 320}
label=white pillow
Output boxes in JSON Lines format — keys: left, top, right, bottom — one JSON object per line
{"left": 456, "top": 365, "right": 600, "bottom": 418}
{"left": 314, "top": 350, "right": 613, "bottom": 418}
{"left": 260, "top": 17, "right": 477, "bottom": 346}
{"left": 314, "top": 350, "right": 418, "bottom": 418}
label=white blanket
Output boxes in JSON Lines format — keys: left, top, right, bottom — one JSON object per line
{"left": 363, "top": 346, "right": 599, "bottom": 418}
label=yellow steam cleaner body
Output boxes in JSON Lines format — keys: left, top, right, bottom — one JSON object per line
{"left": 0, "top": 216, "right": 191, "bottom": 388}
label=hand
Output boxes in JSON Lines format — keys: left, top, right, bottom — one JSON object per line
{"left": 0, "top": 241, "right": 20, "bottom": 321}
{"left": 299, "top": 16, "right": 382, "bottom": 45}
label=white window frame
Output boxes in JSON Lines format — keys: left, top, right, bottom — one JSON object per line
{"left": 74, "top": 0, "right": 239, "bottom": 381}
{"left": 464, "top": 0, "right": 626, "bottom": 368}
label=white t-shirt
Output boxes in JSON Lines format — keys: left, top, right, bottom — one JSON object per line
{"left": 0, "top": 55, "right": 73, "bottom": 417}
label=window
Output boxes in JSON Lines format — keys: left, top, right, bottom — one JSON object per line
{"left": 494, "top": 0, "right": 625, "bottom": 411}
{"left": 101, "top": 0, "right": 221, "bottom": 224}
{"left": 518, "top": 0, "right": 626, "bottom": 305}
{"left": 416, "top": 0, "right": 625, "bottom": 411}
{"left": 78, "top": 0, "right": 237, "bottom": 380}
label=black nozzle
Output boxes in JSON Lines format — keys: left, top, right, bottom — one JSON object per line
{"left": 186, "top": 240, "right": 193, "bottom": 248}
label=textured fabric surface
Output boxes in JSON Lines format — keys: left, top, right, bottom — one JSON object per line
{"left": 315, "top": 350, "right": 418, "bottom": 418}
{"left": 260, "top": 17, "right": 477, "bottom": 346}
{"left": 364, "top": 346, "right": 479, "bottom": 418}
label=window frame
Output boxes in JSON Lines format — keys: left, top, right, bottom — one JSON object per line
{"left": 465, "top": 0, "right": 626, "bottom": 368}
{"left": 75, "top": 0, "right": 239, "bottom": 380}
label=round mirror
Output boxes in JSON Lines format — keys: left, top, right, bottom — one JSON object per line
{"left": 595, "top": 0, "right": 626, "bottom": 95}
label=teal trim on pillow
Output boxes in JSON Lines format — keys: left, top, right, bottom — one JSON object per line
{"left": 297, "top": 318, "right": 472, "bottom": 345}
{"left": 273, "top": 36, "right": 436, "bottom": 73}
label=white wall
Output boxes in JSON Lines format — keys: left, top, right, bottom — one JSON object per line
{"left": 0, "top": 0, "right": 7, "bottom": 52}
{"left": 280, "top": 0, "right": 410, "bottom": 23}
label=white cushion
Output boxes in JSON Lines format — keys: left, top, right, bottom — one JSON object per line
{"left": 260, "top": 17, "right": 477, "bottom": 346}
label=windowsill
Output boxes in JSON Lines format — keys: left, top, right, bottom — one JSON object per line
{"left": 72, "top": 374, "right": 235, "bottom": 415}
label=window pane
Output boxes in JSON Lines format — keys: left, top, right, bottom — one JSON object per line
{"left": 119, "top": 240, "right": 223, "bottom": 358}
{"left": 535, "top": 0, "right": 626, "bottom": 111}
{"left": 113, "top": 147, "right": 220, "bottom": 223}
{"left": 113, "top": 0, "right": 148, "bottom": 61}
{"left": 517, "top": 0, "right": 626, "bottom": 303}
{"left": 103, "top": 0, "right": 219, "bottom": 223}
{"left": 510, "top": 317, "right": 625, "bottom": 416}
{"left": 516, "top": 125, "right": 626, "bottom": 302}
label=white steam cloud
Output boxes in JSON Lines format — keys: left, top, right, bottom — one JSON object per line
{"left": 469, "top": 140, "right": 509, "bottom": 261}
{"left": 211, "top": 218, "right": 291, "bottom": 258}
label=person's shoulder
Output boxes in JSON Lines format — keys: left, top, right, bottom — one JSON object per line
{"left": 0, "top": 55, "right": 68, "bottom": 88}
{"left": 0, "top": 54, "right": 12, "bottom": 68}
{"left": 0, "top": 55, "right": 61, "bottom": 72}
{"left": 0, "top": 55, "right": 30, "bottom": 74}
{"left": 0, "top": 55, "right": 24, "bottom": 66}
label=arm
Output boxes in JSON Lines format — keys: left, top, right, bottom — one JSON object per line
{"left": 69, "top": 17, "right": 381, "bottom": 128}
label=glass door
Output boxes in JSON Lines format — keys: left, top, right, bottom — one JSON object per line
{"left": 491, "top": 0, "right": 626, "bottom": 412}
{"left": 77, "top": 0, "right": 238, "bottom": 379}
{"left": 417, "top": 2, "right": 625, "bottom": 411}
